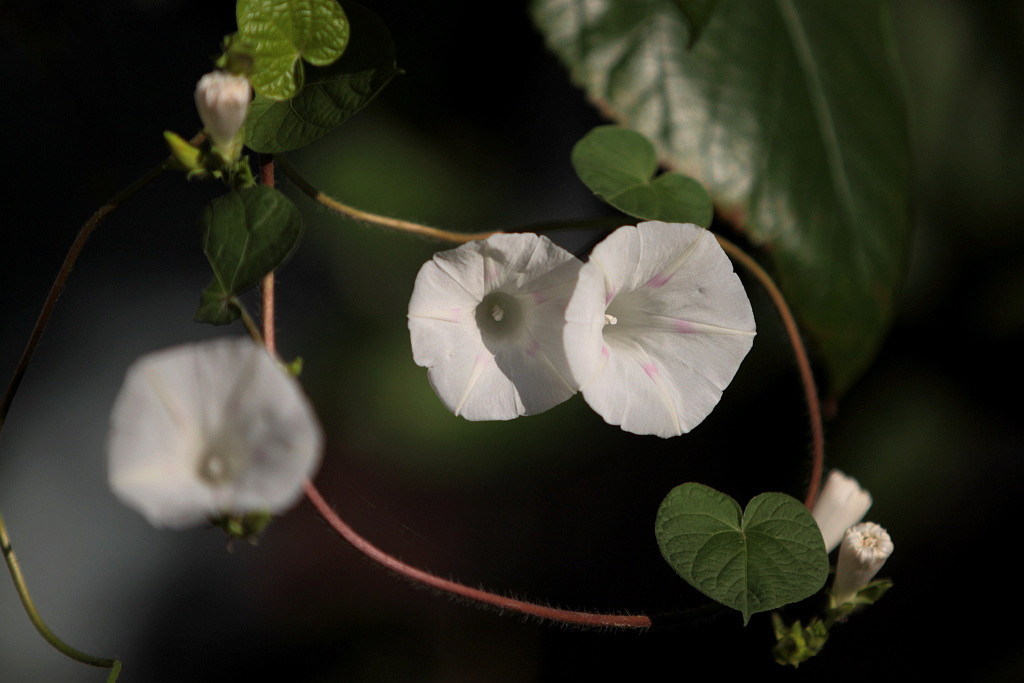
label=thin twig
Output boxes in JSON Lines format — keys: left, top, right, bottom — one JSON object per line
{"left": 304, "top": 481, "right": 651, "bottom": 629}
{"left": 275, "top": 158, "right": 498, "bottom": 244}
{"left": 0, "top": 153, "right": 175, "bottom": 435}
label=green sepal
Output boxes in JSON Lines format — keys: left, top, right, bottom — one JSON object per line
{"left": 771, "top": 613, "right": 829, "bottom": 668}
{"left": 285, "top": 356, "right": 304, "bottom": 376}
{"left": 210, "top": 510, "right": 273, "bottom": 543}
{"left": 830, "top": 577, "right": 893, "bottom": 614}
{"left": 164, "top": 130, "right": 205, "bottom": 173}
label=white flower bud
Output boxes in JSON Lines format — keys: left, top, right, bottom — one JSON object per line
{"left": 832, "top": 522, "right": 893, "bottom": 605}
{"left": 194, "top": 71, "right": 251, "bottom": 160}
{"left": 811, "top": 469, "right": 872, "bottom": 553}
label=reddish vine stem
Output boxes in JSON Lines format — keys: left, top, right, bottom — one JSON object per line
{"left": 259, "top": 154, "right": 276, "bottom": 356}
{"left": 0, "top": 135, "right": 201, "bottom": 435}
{"left": 714, "top": 236, "right": 825, "bottom": 509}
{"left": 303, "top": 481, "right": 652, "bottom": 629}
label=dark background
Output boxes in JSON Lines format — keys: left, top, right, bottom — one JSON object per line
{"left": 1, "top": 1, "right": 1022, "bottom": 680}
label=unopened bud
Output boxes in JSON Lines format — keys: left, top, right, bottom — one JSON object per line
{"left": 811, "top": 469, "right": 872, "bottom": 553}
{"left": 194, "top": 70, "right": 251, "bottom": 162}
{"left": 832, "top": 522, "right": 893, "bottom": 605}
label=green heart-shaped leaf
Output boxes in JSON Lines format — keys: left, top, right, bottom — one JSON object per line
{"left": 244, "top": 2, "right": 399, "bottom": 153}
{"left": 533, "top": 0, "right": 912, "bottom": 395}
{"left": 237, "top": 0, "right": 350, "bottom": 100}
{"left": 655, "top": 483, "right": 827, "bottom": 624}
{"left": 195, "top": 186, "right": 303, "bottom": 324}
{"left": 571, "top": 125, "right": 713, "bottom": 227}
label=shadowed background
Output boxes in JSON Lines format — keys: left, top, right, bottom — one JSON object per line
{"left": 1, "top": 1, "right": 1022, "bottom": 680}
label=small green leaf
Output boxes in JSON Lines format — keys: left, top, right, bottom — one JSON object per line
{"left": 655, "top": 483, "right": 828, "bottom": 624}
{"left": 244, "top": 2, "right": 399, "bottom": 153}
{"left": 195, "top": 186, "right": 302, "bottom": 325}
{"left": 237, "top": 0, "right": 350, "bottom": 100}
{"left": 571, "top": 125, "right": 713, "bottom": 226}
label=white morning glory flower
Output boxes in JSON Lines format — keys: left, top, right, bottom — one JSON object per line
{"left": 194, "top": 70, "right": 251, "bottom": 161}
{"left": 832, "top": 522, "right": 893, "bottom": 604}
{"left": 107, "top": 338, "right": 322, "bottom": 529}
{"left": 811, "top": 469, "right": 873, "bottom": 553}
{"left": 564, "top": 221, "right": 756, "bottom": 438}
{"left": 408, "top": 233, "right": 583, "bottom": 421}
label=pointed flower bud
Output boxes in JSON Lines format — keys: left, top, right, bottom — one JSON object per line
{"left": 194, "top": 70, "right": 251, "bottom": 162}
{"left": 811, "top": 469, "right": 873, "bottom": 553}
{"left": 832, "top": 522, "right": 893, "bottom": 605}
{"left": 107, "top": 338, "right": 322, "bottom": 529}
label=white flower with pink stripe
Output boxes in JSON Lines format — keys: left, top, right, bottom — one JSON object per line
{"left": 408, "top": 233, "right": 582, "bottom": 421}
{"left": 564, "top": 221, "right": 756, "bottom": 437}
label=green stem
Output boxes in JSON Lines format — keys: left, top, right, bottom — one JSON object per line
{"left": 233, "top": 298, "right": 265, "bottom": 346}
{"left": 0, "top": 509, "right": 121, "bottom": 677}
{"left": 0, "top": 136, "right": 204, "bottom": 680}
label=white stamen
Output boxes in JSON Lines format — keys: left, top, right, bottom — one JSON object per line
{"left": 491, "top": 304, "right": 504, "bottom": 322}
{"left": 604, "top": 313, "right": 618, "bottom": 326}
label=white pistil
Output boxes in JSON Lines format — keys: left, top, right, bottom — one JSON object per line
{"left": 492, "top": 304, "right": 505, "bottom": 322}
{"left": 604, "top": 313, "right": 618, "bottom": 326}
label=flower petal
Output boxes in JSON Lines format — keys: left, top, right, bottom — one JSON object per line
{"left": 107, "top": 338, "right": 322, "bottom": 529}
{"left": 408, "top": 233, "right": 582, "bottom": 420}
{"left": 565, "top": 222, "right": 755, "bottom": 437}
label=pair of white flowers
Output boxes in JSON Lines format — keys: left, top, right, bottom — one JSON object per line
{"left": 811, "top": 470, "right": 894, "bottom": 604}
{"left": 408, "top": 221, "right": 757, "bottom": 438}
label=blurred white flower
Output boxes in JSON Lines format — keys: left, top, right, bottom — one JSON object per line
{"left": 812, "top": 469, "right": 873, "bottom": 553}
{"left": 107, "top": 338, "right": 322, "bottom": 529}
{"left": 832, "top": 522, "right": 893, "bottom": 604}
{"left": 408, "top": 233, "right": 582, "bottom": 421}
{"left": 563, "top": 221, "right": 756, "bottom": 437}
{"left": 194, "top": 70, "right": 251, "bottom": 160}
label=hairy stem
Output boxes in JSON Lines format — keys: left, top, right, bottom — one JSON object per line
{"left": 275, "top": 158, "right": 497, "bottom": 244}
{"left": 259, "top": 155, "right": 277, "bottom": 356}
{"left": 304, "top": 481, "right": 651, "bottom": 629}
{"left": 714, "top": 237, "right": 825, "bottom": 509}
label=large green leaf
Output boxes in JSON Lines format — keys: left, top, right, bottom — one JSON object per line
{"left": 237, "top": 0, "right": 350, "bottom": 100}
{"left": 571, "top": 125, "right": 713, "bottom": 226}
{"left": 532, "top": 0, "right": 912, "bottom": 394}
{"left": 195, "top": 186, "right": 303, "bottom": 324}
{"left": 655, "top": 483, "right": 828, "bottom": 624}
{"left": 244, "top": 2, "right": 399, "bottom": 153}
